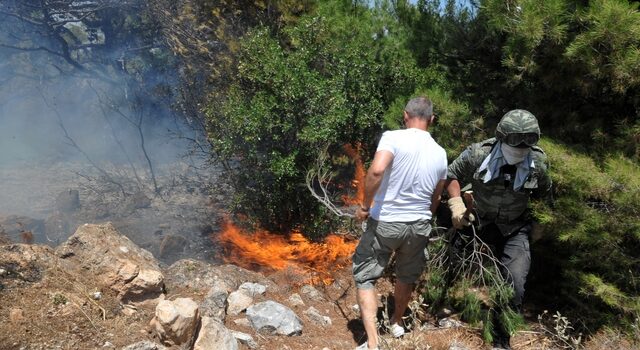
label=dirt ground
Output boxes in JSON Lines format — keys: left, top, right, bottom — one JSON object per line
{"left": 0, "top": 245, "right": 574, "bottom": 350}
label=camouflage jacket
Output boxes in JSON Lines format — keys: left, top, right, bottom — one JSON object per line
{"left": 448, "top": 138, "right": 552, "bottom": 235}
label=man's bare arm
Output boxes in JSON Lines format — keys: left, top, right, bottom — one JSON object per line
{"left": 355, "top": 150, "right": 393, "bottom": 221}
{"left": 430, "top": 179, "right": 447, "bottom": 215}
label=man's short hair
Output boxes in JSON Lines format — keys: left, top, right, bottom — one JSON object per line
{"left": 404, "top": 96, "right": 433, "bottom": 120}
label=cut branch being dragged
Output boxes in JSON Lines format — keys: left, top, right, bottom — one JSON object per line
{"left": 305, "top": 148, "right": 354, "bottom": 218}
{"left": 423, "top": 220, "right": 520, "bottom": 338}
{"left": 448, "top": 226, "right": 510, "bottom": 289}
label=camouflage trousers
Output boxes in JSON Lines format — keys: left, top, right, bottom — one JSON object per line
{"left": 454, "top": 222, "right": 532, "bottom": 308}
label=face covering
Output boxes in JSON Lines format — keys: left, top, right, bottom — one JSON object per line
{"left": 501, "top": 142, "right": 530, "bottom": 165}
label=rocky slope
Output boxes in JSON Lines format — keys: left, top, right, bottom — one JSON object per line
{"left": 2, "top": 222, "right": 585, "bottom": 350}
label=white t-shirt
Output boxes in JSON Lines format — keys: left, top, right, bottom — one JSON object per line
{"left": 369, "top": 128, "right": 448, "bottom": 222}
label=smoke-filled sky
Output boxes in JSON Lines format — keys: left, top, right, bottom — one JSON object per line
{"left": 0, "top": 9, "right": 206, "bottom": 220}
{"left": 0, "top": 71, "right": 189, "bottom": 166}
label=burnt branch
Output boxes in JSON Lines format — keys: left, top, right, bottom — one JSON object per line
{"left": 89, "top": 83, "right": 144, "bottom": 190}
{"left": 91, "top": 86, "right": 160, "bottom": 194}
{"left": 305, "top": 148, "right": 354, "bottom": 218}
{"left": 135, "top": 104, "right": 160, "bottom": 194}
{"left": 38, "top": 89, "right": 127, "bottom": 196}
{"left": 0, "top": 42, "right": 80, "bottom": 69}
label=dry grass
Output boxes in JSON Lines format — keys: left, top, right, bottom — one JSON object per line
{"left": 371, "top": 327, "right": 484, "bottom": 350}
{"left": 582, "top": 328, "right": 638, "bottom": 350}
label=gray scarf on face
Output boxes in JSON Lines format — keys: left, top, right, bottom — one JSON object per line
{"left": 478, "top": 141, "right": 534, "bottom": 191}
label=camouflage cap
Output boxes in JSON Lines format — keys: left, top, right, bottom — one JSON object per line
{"left": 496, "top": 109, "right": 540, "bottom": 136}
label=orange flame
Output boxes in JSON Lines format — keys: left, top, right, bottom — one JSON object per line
{"left": 216, "top": 219, "right": 357, "bottom": 285}
{"left": 341, "top": 143, "right": 365, "bottom": 206}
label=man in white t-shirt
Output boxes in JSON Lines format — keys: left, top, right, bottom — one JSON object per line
{"left": 352, "top": 96, "right": 448, "bottom": 350}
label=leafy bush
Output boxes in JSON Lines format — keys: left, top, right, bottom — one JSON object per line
{"left": 207, "top": 2, "right": 477, "bottom": 234}
{"left": 530, "top": 139, "right": 640, "bottom": 330}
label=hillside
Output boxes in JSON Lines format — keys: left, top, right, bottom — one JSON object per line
{"left": 0, "top": 221, "right": 633, "bottom": 350}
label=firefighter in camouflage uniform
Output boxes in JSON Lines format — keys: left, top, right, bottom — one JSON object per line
{"left": 446, "top": 109, "right": 552, "bottom": 350}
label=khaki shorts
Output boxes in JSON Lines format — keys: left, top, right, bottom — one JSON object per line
{"left": 352, "top": 218, "right": 431, "bottom": 289}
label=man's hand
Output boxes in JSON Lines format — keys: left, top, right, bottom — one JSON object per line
{"left": 448, "top": 196, "right": 474, "bottom": 229}
{"left": 355, "top": 207, "right": 370, "bottom": 222}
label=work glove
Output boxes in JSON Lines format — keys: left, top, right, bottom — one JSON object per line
{"left": 448, "top": 196, "right": 474, "bottom": 229}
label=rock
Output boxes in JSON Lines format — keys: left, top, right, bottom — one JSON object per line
{"left": 166, "top": 260, "right": 277, "bottom": 293}
{"left": 193, "top": 316, "right": 238, "bottom": 350}
{"left": 300, "top": 285, "right": 323, "bottom": 301}
{"left": 199, "top": 280, "right": 228, "bottom": 321}
{"left": 448, "top": 342, "right": 470, "bottom": 350}
{"left": 439, "top": 307, "right": 453, "bottom": 317}
{"left": 0, "top": 244, "right": 56, "bottom": 283}
{"left": 120, "top": 340, "right": 167, "bottom": 350}
{"left": 233, "top": 318, "right": 252, "bottom": 328}
{"left": 232, "top": 331, "right": 258, "bottom": 349}
{"left": 303, "top": 307, "right": 332, "bottom": 326}
{"left": 246, "top": 301, "right": 303, "bottom": 336}
{"left": 55, "top": 223, "right": 164, "bottom": 303}
{"left": 217, "top": 265, "right": 279, "bottom": 292}
{"left": 55, "top": 189, "right": 80, "bottom": 213}
{"left": 438, "top": 317, "right": 463, "bottom": 329}
{"left": 10, "top": 308, "right": 25, "bottom": 323}
{"left": 122, "top": 304, "right": 138, "bottom": 316}
{"left": 227, "top": 290, "right": 253, "bottom": 316}
{"left": 351, "top": 304, "right": 360, "bottom": 316}
{"left": 150, "top": 298, "right": 200, "bottom": 346}
{"left": 288, "top": 293, "right": 305, "bottom": 308}
{"left": 238, "top": 282, "right": 266, "bottom": 296}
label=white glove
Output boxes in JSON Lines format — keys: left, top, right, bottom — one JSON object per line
{"left": 448, "top": 196, "right": 475, "bottom": 229}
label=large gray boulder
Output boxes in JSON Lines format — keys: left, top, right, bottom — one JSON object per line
{"left": 199, "top": 279, "right": 229, "bottom": 322}
{"left": 246, "top": 301, "right": 303, "bottom": 336}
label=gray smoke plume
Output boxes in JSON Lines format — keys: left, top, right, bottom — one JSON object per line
{"left": 0, "top": 2, "right": 222, "bottom": 264}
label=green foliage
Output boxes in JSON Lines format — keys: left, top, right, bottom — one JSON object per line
{"left": 530, "top": 139, "right": 640, "bottom": 329}
{"left": 500, "top": 307, "right": 527, "bottom": 336}
{"left": 207, "top": 2, "right": 419, "bottom": 232}
{"left": 413, "top": 0, "right": 640, "bottom": 152}
{"left": 52, "top": 293, "right": 68, "bottom": 306}
{"left": 384, "top": 86, "right": 483, "bottom": 158}
{"left": 421, "top": 228, "right": 526, "bottom": 344}
{"left": 195, "top": 0, "right": 640, "bottom": 337}
{"left": 207, "top": 1, "right": 475, "bottom": 233}
{"left": 565, "top": 0, "right": 640, "bottom": 94}
{"left": 459, "top": 290, "right": 483, "bottom": 325}
{"left": 483, "top": 310, "right": 495, "bottom": 343}
{"left": 484, "top": 0, "right": 569, "bottom": 77}
{"left": 422, "top": 266, "right": 446, "bottom": 303}
{"left": 581, "top": 274, "right": 640, "bottom": 314}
